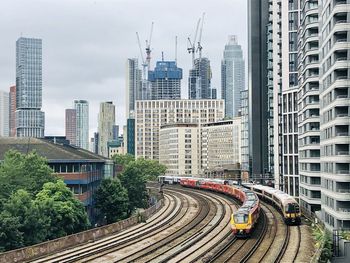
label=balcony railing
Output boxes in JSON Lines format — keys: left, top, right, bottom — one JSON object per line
{"left": 336, "top": 151, "right": 349, "bottom": 155}
{"left": 337, "top": 188, "right": 350, "bottom": 193}
{"left": 336, "top": 132, "right": 349, "bottom": 136}
{"left": 337, "top": 170, "right": 350, "bottom": 174}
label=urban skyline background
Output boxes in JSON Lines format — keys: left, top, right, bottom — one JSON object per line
{"left": 0, "top": 0, "right": 247, "bottom": 137}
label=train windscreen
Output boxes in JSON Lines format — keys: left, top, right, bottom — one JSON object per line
{"left": 233, "top": 213, "right": 249, "bottom": 224}
{"left": 285, "top": 203, "right": 300, "bottom": 213}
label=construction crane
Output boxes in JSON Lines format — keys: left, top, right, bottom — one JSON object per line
{"left": 197, "top": 12, "right": 205, "bottom": 60}
{"left": 136, "top": 32, "right": 147, "bottom": 81}
{"left": 145, "top": 22, "right": 154, "bottom": 69}
{"left": 187, "top": 18, "right": 201, "bottom": 67}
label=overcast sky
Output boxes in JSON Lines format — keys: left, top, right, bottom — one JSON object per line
{"left": 0, "top": 0, "right": 247, "bottom": 137}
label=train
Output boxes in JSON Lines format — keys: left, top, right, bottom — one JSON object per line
{"left": 243, "top": 183, "right": 301, "bottom": 224}
{"left": 179, "top": 177, "right": 260, "bottom": 237}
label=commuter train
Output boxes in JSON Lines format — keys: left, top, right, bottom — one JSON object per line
{"left": 243, "top": 183, "right": 301, "bottom": 224}
{"left": 179, "top": 178, "right": 260, "bottom": 237}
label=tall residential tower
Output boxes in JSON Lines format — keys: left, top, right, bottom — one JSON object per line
{"left": 74, "top": 100, "right": 89, "bottom": 150}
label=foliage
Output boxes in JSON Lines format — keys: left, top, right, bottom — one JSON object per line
{"left": 95, "top": 178, "right": 129, "bottom": 224}
{"left": 340, "top": 230, "right": 350, "bottom": 241}
{"left": 36, "top": 180, "right": 90, "bottom": 239}
{"left": 0, "top": 150, "right": 57, "bottom": 208}
{"left": 113, "top": 154, "right": 135, "bottom": 170}
{"left": 313, "top": 225, "right": 332, "bottom": 263}
{"left": 132, "top": 158, "right": 167, "bottom": 181}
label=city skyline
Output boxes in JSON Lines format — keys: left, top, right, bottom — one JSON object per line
{"left": 0, "top": 0, "right": 247, "bottom": 137}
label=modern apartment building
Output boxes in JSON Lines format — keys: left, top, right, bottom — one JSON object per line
{"left": 65, "top": 109, "right": 77, "bottom": 146}
{"left": 319, "top": 0, "right": 350, "bottom": 230}
{"left": 9, "top": 86, "right": 16, "bottom": 137}
{"left": 126, "top": 58, "right": 142, "bottom": 118}
{"left": 159, "top": 123, "right": 200, "bottom": 176}
{"left": 135, "top": 99, "right": 225, "bottom": 160}
{"left": 188, "top": 58, "right": 213, "bottom": 99}
{"left": 98, "top": 102, "right": 115, "bottom": 157}
{"left": 0, "top": 91, "right": 9, "bottom": 137}
{"left": 74, "top": 100, "right": 89, "bottom": 150}
{"left": 201, "top": 118, "right": 241, "bottom": 173}
{"left": 248, "top": 0, "right": 270, "bottom": 178}
{"left": 15, "top": 37, "right": 45, "bottom": 138}
{"left": 298, "top": 0, "right": 322, "bottom": 213}
{"left": 148, "top": 61, "right": 182, "bottom": 100}
{"left": 221, "top": 35, "right": 245, "bottom": 118}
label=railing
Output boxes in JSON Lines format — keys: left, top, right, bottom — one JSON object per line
{"left": 336, "top": 132, "right": 349, "bottom": 136}
{"left": 336, "top": 94, "right": 349, "bottom": 99}
{"left": 335, "top": 20, "right": 348, "bottom": 24}
{"left": 336, "top": 38, "right": 348, "bottom": 43}
{"left": 337, "top": 188, "right": 350, "bottom": 193}
{"left": 337, "top": 170, "right": 350, "bottom": 174}
{"left": 336, "top": 151, "right": 349, "bottom": 155}
{"left": 336, "top": 113, "right": 349, "bottom": 117}
{"left": 338, "top": 208, "right": 350, "bottom": 213}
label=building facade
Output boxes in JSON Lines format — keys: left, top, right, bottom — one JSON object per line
{"left": 9, "top": 86, "right": 16, "bottom": 137}
{"left": 221, "top": 35, "right": 245, "bottom": 118}
{"left": 136, "top": 99, "right": 225, "bottom": 160}
{"left": 319, "top": 0, "right": 350, "bottom": 230}
{"left": 159, "top": 123, "right": 200, "bottom": 176}
{"left": 127, "top": 118, "right": 135, "bottom": 155}
{"left": 74, "top": 100, "right": 89, "bottom": 150}
{"left": 201, "top": 119, "right": 241, "bottom": 174}
{"left": 148, "top": 61, "right": 182, "bottom": 100}
{"left": 65, "top": 109, "right": 77, "bottom": 146}
{"left": 126, "top": 58, "right": 142, "bottom": 118}
{"left": 298, "top": 0, "right": 321, "bottom": 213}
{"left": 241, "top": 89, "right": 250, "bottom": 174}
{"left": 188, "top": 58, "right": 213, "bottom": 99}
{"left": 98, "top": 102, "right": 115, "bottom": 157}
{"left": 248, "top": 0, "right": 270, "bottom": 178}
{"left": 15, "top": 37, "right": 45, "bottom": 138}
{"left": 0, "top": 91, "right": 9, "bottom": 137}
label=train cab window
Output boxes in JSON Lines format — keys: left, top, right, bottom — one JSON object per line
{"left": 234, "top": 213, "right": 249, "bottom": 224}
{"left": 285, "top": 203, "right": 299, "bottom": 213}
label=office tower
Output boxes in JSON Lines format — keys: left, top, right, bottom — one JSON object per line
{"left": 136, "top": 99, "right": 225, "bottom": 160}
{"left": 248, "top": 0, "right": 269, "bottom": 178}
{"left": 112, "top": 125, "right": 119, "bottom": 141}
{"left": 127, "top": 118, "right": 135, "bottom": 155}
{"left": 126, "top": 58, "right": 142, "bottom": 118}
{"left": 298, "top": 0, "right": 321, "bottom": 213}
{"left": 241, "top": 89, "right": 250, "bottom": 175}
{"left": 0, "top": 91, "right": 10, "bottom": 137}
{"left": 201, "top": 118, "right": 241, "bottom": 173}
{"left": 98, "top": 102, "right": 115, "bottom": 157}
{"left": 15, "top": 37, "right": 45, "bottom": 138}
{"left": 319, "top": 0, "right": 350, "bottom": 230}
{"left": 221, "top": 35, "right": 245, "bottom": 118}
{"left": 160, "top": 123, "right": 200, "bottom": 176}
{"left": 188, "top": 58, "right": 213, "bottom": 99}
{"left": 65, "top": 109, "right": 77, "bottom": 145}
{"left": 74, "top": 100, "right": 89, "bottom": 150}
{"left": 9, "top": 86, "right": 16, "bottom": 137}
{"left": 93, "top": 132, "right": 99, "bottom": 154}
{"left": 148, "top": 61, "right": 182, "bottom": 100}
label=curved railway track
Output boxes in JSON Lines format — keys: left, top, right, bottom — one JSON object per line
{"left": 30, "top": 185, "right": 305, "bottom": 263}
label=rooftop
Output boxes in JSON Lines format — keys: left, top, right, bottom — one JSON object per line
{"left": 0, "top": 137, "right": 109, "bottom": 163}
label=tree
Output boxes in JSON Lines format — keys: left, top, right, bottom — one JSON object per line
{"left": 95, "top": 178, "right": 129, "bottom": 224}
{"left": 0, "top": 211, "right": 23, "bottom": 252}
{"left": 133, "top": 158, "right": 166, "bottom": 181}
{"left": 0, "top": 150, "right": 57, "bottom": 208}
{"left": 113, "top": 154, "right": 135, "bottom": 171}
{"left": 35, "top": 180, "right": 90, "bottom": 239}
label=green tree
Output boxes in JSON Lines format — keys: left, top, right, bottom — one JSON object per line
{"left": 133, "top": 158, "right": 166, "bottom": 181}
{"left": 35, "top": 180, "right": 90, "bottom": 239}
{"left": 113, "top": 154, "right": 135, "bottom": 170}
{"left": 95, "top": 178, "right": 129, "bottom": 224}
{"left": 0, "top": 211, "right": 23, "bottom": 252}
{"left": 0, "top": 150, "right": 57, "bottom": 208}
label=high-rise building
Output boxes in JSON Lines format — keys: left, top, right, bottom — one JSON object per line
{"left": 74, "top": 100, "right": 89, "bottom": 150}
{"left": 15, "top": 37, "right": 45, "bottom": 138}
{"left": 188, "top": 58, "right": 213, "bottom": 99}
{"left": 136, "top": 99, "right": 225, "bottom": 160}
{"left": 127, "top": 118, "right": 135, "bottom": 155}
{"left": 112, "top": 125, "right": 119, "bottom": 141}
{"left": 159, "top": 123, "right": 200, "bottom": 177}
{"left": 319, "top": 0, "right": 350, "bottom": 230}
{"left": 148, "top": 61, "right": 182, "bottom": 100}
{"left": 0, "top": 91, "right": 10, "bottom": 137}
{"left": 241, "top": 89, "right": 250, "bottom": 174}
{"left": 98, "top": 102, "right": 115, "bottom": 157}
{"left": 9, "top": 86, "right": 16, "bottom": 137}
{"left": 248, "top": 0, "right": 269, "bottom": 178}
{"left": 126, "top": 58, "right": 142, "bottom": 118}
{"left": 65, "top": 109, "right": 77, "bottom": 146}
{"left": 221, "top": 35, "right": 245, "bottom": 118}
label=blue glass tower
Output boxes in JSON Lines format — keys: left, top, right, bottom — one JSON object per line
{"left": 15, "top": 37, "right": 45, "bottom": 137}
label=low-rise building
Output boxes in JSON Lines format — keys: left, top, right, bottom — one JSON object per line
{"left": 0, "top": 137, "right": 114, "bottom": 223}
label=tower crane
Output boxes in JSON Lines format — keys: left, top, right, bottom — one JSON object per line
{"left": 136, "top": 32, "right": 147, "bottom": 81}
{"left": 197, "top": 12, "right": 205, "bottom": 61}
{"left": 187, "top": 18, "right": 201, "bottom": 68}
{"left": 145, "top": 22, "right": 154, "bottom": 69}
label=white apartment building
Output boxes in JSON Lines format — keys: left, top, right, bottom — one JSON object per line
{"left": 98, "top": 102, "right": 115, "bottom": 157}
{"left": 135, "top": 99, "right": 225, "bottom": 160}
{"left": 159, "top": 123, "right": 200, "bottom": 176}
{"left": 0, "top": 91, "right": 9, "bottom": 137}
{"left": 201, "top": 118, "right": 241, "bottom": 173}
{"left": 319, "top": 0, "right": 350, "bottom": 230}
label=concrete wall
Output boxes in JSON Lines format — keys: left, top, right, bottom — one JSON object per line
{"left": 0, "top": 199, "right": 163, "bottom": 263}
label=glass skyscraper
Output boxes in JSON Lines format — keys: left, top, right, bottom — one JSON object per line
{"left": 74, "top": 100, "right": 89, "bottom": 150}
{"left": 15, "top": 37, "right": 45, "bottom": 137}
